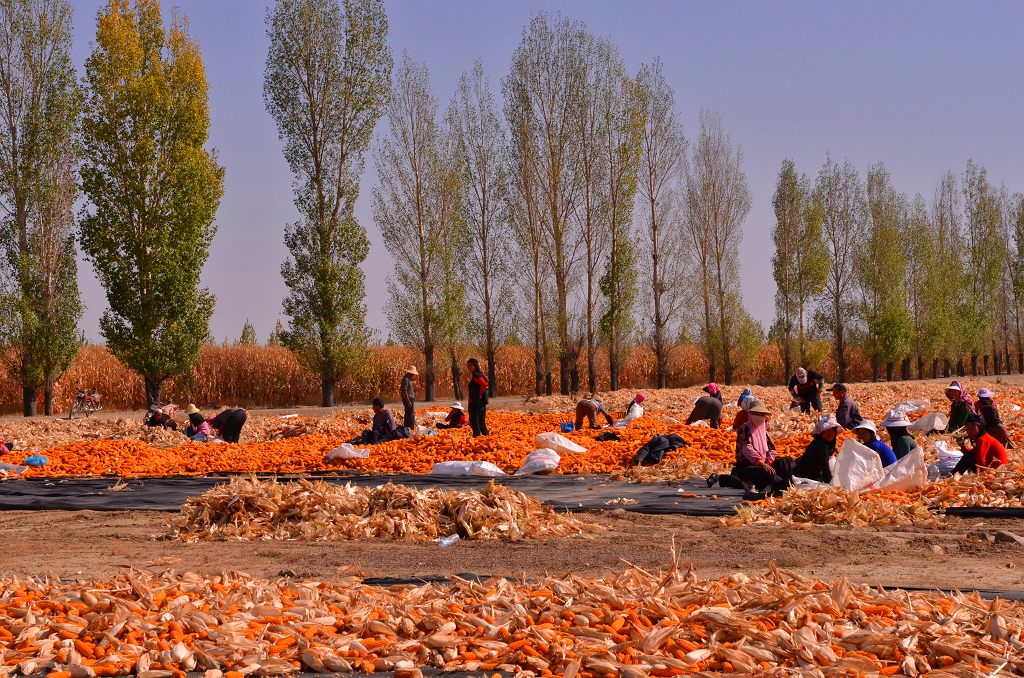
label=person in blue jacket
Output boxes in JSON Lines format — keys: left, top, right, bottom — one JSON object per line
{"left": 852, "top": 420, "right": 896, "bottom": 467}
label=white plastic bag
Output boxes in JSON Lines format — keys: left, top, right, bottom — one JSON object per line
{"left": 909, "top": 412, "right": 948, "bottom": 433}
{"left": 515, "top": 448, "right": 561, "bottom": 476}
{"left": 935, "top": 440, "right": 963, "bottom": 472}
{"left": 0, "top": 462, "right": 27, "bottom": 477}
{"left": 831, "top": 438, "right": 885, "bottom": 492}
{"left": 871, "top": 446, "right": 927, "bottom": 493}
{"left": 535, "top": 432, "right": 587, "bottom": 455}
{"left": 325, "top": 443, "right": 369, "bottom": 461}
{"left": 792, "top": 476, "right": 829, "bottom": 490}
{"left": 611, "top": 404, "right": 644, "bottom": 429}
{"left": 430, "top": 460, "right": 506, "bottom": 477}
{"left": 892, "top": 399, "right": 930, "bottom": 416}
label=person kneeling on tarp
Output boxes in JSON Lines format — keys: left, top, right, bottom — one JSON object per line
{"left": 208, "top": 407, "right": 248, "bottom": 444}
{"left": 793, "top": 414, "right": 841, "bottom": 483}
{"left": 952, "top": 413, "right": 1008, "bottom": 475}
{"left": 437, "top": 401, "right": 468, "bottom": 429}
{"left": 708, "top": 400, "right": 793, "bottom": 499}
{"left": 852, "top": 420, "right": 897, "bottom": 467}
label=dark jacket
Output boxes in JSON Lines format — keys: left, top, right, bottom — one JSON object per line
{"left": 400, "top": 375, "right": 415, "bottom": 406}
{"left": 891, "top": 432, "right": 916, "bottom": 460}
{"left": 372, "top": 409, "right": 396, "bottom": 439}
{"left": 686, "top": 396, "right": 724, "bottom": 426}
{"left": 468, "top": 370, "right": 489, "bottom": 406}
{"left": 835, "top": 396, "right": 863, "bottom": 429}
{"left": 788, "top": 370, "right": 824, "bottom": 399}
{"left": 630, "top": 433, "right": 687, "bottom": 466}
{"left": 793, "top": 436, "right": 835, "bottom": 483}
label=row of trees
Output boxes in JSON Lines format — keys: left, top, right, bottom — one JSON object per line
{"left": 2, "top": 0, "right": 1020, "bottom": 416}
{"left": 772, "top": 157, "right": 1024, "bottom": 385}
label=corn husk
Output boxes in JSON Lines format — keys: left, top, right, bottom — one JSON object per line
{"left": 170, "top": 477, "right": 598, "bottom": 542}
{"left": 0, "top": 555, "right": 1021, "bottom": 675}
{"left": 728, "top": 486, "right": 941, "bottom": 528}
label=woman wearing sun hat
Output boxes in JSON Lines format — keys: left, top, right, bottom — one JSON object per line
{"left": 880, "top": 410, "right": 916, "bottom": 460}
{"left": 437, "top": 401, "right": 468, "bottom": 429}
{"left": 976, "top": 388, "right": 1010, "bottom": 446}
{"left": 710, "top": 399, "right": 792, "bottom": 498}
{"left": 793, "top": 414, "right": 841, "bottom": 483}
{"left": 852, "top": 420, "right": 897, "bottom": 467}
{"left": 943, "top": 380, "right": 975, "bottom": 433}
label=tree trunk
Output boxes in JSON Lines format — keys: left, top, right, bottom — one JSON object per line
{"left": 916, "top": 355, "right": 924, "bottom": 380}
{"left": 144, "top": 376, "right": 161, "bottom": 409}
{"left": 835, "top": 299, "right": 847, "bottom": 383}
{"left": 570, "top": 355, "right": 580, "bottom": 394}
{"left": 22, "top": 385, "right": 37, "bottom": 417}
{"left": 486, "top": 344, "right": 497, "bottom": 398}
{"left": 320, "top": 379, "right": 334, "bottom": 408}
{"left": 533, "top": 346, "right": 543, "bottom": 397}
{"left": 871, "top": 362, "right": 880, "bottom": 382}
{"left": 424, "top": 343, "right": 435, "bottom": 402}
{"left": 558, "top": 354, "right": 570, "bottom": 397}
{"left": 985, "top": 354, "right": 992, "bottom": 376}
{"left": 932, "top": 358, "right": 940, "bottom": 379}
{"left": 782, "top": 336, "right": 792, "bottom": 391}
{"left": 969, "top": 353, "right": 977, "bottom": 376}
{"left": 449, "top": 348, "right": 463, "bottom": 401}
{"left": 885, "top": 362, "right": 895, "bottom": 382}
{"left": 44, "top": 380, "right": 55, "bottom": 416}
{"left": 545, "top": 371, "right": 552, "bottom": 396}
{"left": 957, "top": 358, "right": 965, "bottom": 377}
{"left": 942, "top": 359, "right": 951, "bottom": 378}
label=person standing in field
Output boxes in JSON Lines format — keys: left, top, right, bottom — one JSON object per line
{"left": 788, "top": 367, "right": 825, "bottom": 413}
{"left": 466, "top": 357, "right": 489, "bottom": 437}
{"left": 400, "top": 366, "right": 418, "bottom": 429}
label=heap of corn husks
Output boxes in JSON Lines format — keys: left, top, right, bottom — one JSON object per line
{"left": 926, "top": 460, "right": 1024, "bottom": 509}
{"left": 727, "top": 487, "right": 941, "bottom": 528}
{"left": 170, "top": 477, "right": 596, "bottom": 542}
{"left": 0, "top": 560, "right": 1021, "bottom": 676}
{"left": 614, "top": 456, "right": 730, "bottom": 483}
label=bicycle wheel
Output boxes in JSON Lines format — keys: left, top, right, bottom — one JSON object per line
{"left": 68, "top": 400, "right": 80, "bottom": 420}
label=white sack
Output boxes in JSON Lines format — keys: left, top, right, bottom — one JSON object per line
{"left": 892, "top": 399, "right": 930, "bottom": 416}
{"left": 535, "top": 432, "right": 587, "bottom": 455}
{"left": 515, "top": 448, "right": 561, "bottom": 476}
{"left": 909, "top": 412, "right": 948, "bottom": 433}
{"left": 871, "top": 446, "right": 927, "bottom": 493}
{"left": 831, "top": 438, "right": 885, "bottom": 492}
{"left": 325, "top": 443, "right": 369, "bottom": 461}
{"left": 430, "top": 460, "right": 506, "bottom": 477}
{"left": 935, "top": 440, "right": 963, "bottom": 472}
{"left": 611, "top": 404, "right": 644, "bottom": 429}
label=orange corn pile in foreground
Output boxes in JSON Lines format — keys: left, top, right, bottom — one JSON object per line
{"left": 0, "top": 412, "right": 762, "bottom": 478}
{"left": 2, "top": 565, "right": 1022, "bottom": 676}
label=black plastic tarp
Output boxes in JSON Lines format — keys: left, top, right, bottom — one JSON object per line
{"left": 0, "top": 474, "right": 744, "bottom": 516}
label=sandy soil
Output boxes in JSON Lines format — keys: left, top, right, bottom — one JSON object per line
{"left": 3, "top": 509, "right": 1023, "bottom": 592}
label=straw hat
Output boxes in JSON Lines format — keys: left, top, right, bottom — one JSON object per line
{"left": 405, "top": 366, "right": 419, "bottom": 376}
{"left": 746, "top": 399, "right": 771, "bottom": 416}
{"left": 185, "top": 404, "right": 201, "bottom": 415}
{"left": 451, "top": 401, "right": 464, "bottom": 411}
{"left": 879, "top": 410, "right": 911, "bottom": 428}
{"left": 853, "top": 420, "right": 877, "bottom": 434}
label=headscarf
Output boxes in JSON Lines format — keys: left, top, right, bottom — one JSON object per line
{"left": 634, "top": 392, "right": 645, "bottom": 404}
{"left": 948, "top": 381, "right": 975, "bottom": 410}
{"left": 796, "top": 367, "right": 808, "bottom": 385}
{"left": 746, "top": 414, "right": 771, "bottom": 461}
{"left": 705, "top": 382, "right": 720, "bottom": 396}
{"left": 737, "top": 388, "right": 752, "bottom": 406}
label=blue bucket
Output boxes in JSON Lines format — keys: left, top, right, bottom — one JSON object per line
{"left": 559, "top": 422, "right": 574, "bottom": 433}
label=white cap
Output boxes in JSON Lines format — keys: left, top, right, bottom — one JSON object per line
{"left": 451, "top": 401, "right": 464, "bottom": 410}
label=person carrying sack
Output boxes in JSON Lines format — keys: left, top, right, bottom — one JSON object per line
{"left": 466, "top": 357, "right": 489, "bottom": 437}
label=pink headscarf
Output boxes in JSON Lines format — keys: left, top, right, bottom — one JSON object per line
{"left": 948, "top": 381, "right": 976, "bottom": 411}
{"left": 705, "top": 382, "right": 720, "bottom": 396}
{"left": 742, "top": 415, "right": 774, "bottom": 464}
{"left": 634, "top": 392, "right": 645, "bottom": 404}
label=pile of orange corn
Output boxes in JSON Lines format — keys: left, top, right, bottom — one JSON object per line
{"left": 0, "top": 561, "right": 1020, "bottom": 676}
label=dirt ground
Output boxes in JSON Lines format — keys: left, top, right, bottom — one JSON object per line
{"left": 3, "top": 508, "right": 1023, "bottom": 592}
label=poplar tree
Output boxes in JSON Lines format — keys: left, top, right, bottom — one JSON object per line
{"left": 264, "top": 0, "right": 391, "bottom": 407}
{"left": 0, "top": 0, "right": 82, "bottom": 416}
{"left": 80, "top": 0, "right": 224, "bottom": 407}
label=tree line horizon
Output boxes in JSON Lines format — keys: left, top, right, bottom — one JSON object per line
{"left": 1, "top": 0, "right": 1021, "bottom": 416}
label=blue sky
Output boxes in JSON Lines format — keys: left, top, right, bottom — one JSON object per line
{"left": 69, "top": 0, "right": 1024, "bottom": 343}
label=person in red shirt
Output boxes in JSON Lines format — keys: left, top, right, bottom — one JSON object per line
{"left": 436, "top": 402, "right": 468, "bottom": 429}
{"left": 952, "top": 414, "right": 1008, "bottom": 474}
